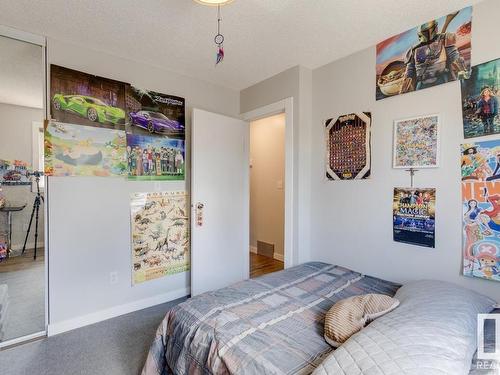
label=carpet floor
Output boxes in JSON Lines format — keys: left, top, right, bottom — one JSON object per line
{"left": 0, "top": 297, "right": 186, "bottom": 375}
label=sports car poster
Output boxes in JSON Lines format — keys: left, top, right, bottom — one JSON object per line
{"left": 50, "top": 65, "right": 128, "bottom": 130}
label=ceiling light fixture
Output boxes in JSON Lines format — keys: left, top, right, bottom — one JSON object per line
{"left": 194, "top": 0, "right": 234, "bottom": 6}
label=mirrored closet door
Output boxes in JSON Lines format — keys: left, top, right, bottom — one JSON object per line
{"left": 0, "top": 31, "right": 46, "bottom": 345}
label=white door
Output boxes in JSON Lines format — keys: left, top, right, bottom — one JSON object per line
{"left": 191, "top": 109, "right": 249, "bottom": 296}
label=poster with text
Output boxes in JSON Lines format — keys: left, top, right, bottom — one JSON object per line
{"left": 393, "top": 187, "right": 436, "bottom": 248}
{"left": 393, "top": 114, "right": 439, "bottom": 168}
{"left": 50, "top": 65, "right": 128, "bottom": 130}
{"left": 126, "top": 86, "right": 185, "bottom": 138}
{"left": 130, "top": 191, "right": 189, "bottom": 285}
{"left": 126, "top": 134, "right": 185, "bottom": 181}
{"left": 461, "top": 140, "right": 500, "bottom": 182}
{"left": 376, "top": 7, "right": 472, "bottom": 100}
{"left": 461, "top": 58, "right": 500, "bottom": 138}
{"left": 44, "top": 122, "right": 127, "bottom": 177}
{"left": 325, "top": 112, "right": 371, "bottom": 180}
{"left": 0, "top": 159, "right": 30, "bottom": 186}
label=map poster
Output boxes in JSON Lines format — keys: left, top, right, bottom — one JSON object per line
{"left": 393, "top": 187, "right": 436, "bottom": 248}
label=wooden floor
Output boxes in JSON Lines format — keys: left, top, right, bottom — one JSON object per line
{"left": 0, "top": 248, "right": 44, "bottom": 273}
{"left": 250, "top": 252, "right": 284, "bottom": 278}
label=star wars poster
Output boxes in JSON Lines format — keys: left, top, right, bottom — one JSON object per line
{"left": 461, "top": 58, "right": 500, "bottom": 139}
{"left": 130, "top": 191, "right": 189, "bottom": 285}
{"left": 126, "top": 86, "right": 185, "bottom": 139}
{"left": 325, "top": 112, "right": 371, "bottom": 180}
{"left": 0, "top": 159, "right": 30, "bottom": 185}
{"left": 462, "top": 140, "right": 500, "bottom": 282}
{"left": 393, "top": 188, "right": 436, "bottom": 248}
{"left": 126, "top": 134, "right": 185, "bottom": 181}
{"left": 376, "top": 7, "right": 472, "bottom": 101}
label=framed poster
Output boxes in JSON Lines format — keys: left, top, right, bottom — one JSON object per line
{"left": 376, "top": 6, "right": 472, "bottom": 100}
{"left": 393, "top": 114, "right": 439, "bottom": 168}
{"left": 0, "top": 160, "right": 30, "bottom": 185}
{"left": 393, "top": 187, "right": 436, "bottom": 248}
{"left": 325, "top": 112, "right": 371, "bottom": 180}
{"left": 461, "top": 58, "right": 500, "bottom": 138}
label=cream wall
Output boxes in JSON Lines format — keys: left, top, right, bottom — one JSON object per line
{"left": 250, "top": 113, "right": 285, "bottom": 258}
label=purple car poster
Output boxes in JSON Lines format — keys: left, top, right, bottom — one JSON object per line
{"left": 126, "top": 134, "right": 185, "bottom": 181}
{"left": 126, "top": 86, "right": 185, "bottom": 139}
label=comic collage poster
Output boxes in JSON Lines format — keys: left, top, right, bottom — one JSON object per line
{"left": 393, "top": 188, "right": 436, "bottom": 248}
{"left": 376, "top": 7, "right": 472, "bottom": 100}
{"left": 393, "top": 114, "right": 439, "bottom": 168}
{"left": 325, "top": 112, "right": 371, "bottom": 180}
{"left": 130, "top": 191, "right": 189, "bottom": 284}
{"left": 461, "top": 58, "right": 500, "bottom": 138}
{"left": 0, "top": 159, "right": 30, "bottom": 185}
{"left": 462, "top": 140, "right": 500, "bottom": 282}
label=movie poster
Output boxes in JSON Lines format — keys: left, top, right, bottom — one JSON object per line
{"left": 126, "top": 86, "right": 185, "bottom": 139}
{"left": 376, "top": 7, "right": 472, "bottom": 100}
{"left": 126, "top": 134, "right": 185, "bottom": 181}
{"left": 325, "top": 112, "right": 371, "bottom": 180}
{"left": 44, "top": 122, "right": 127, "bottom": 177}
{"left": 50, "top": 65, "right": 128, "bottom": 130}
{"left": 462, "top": 140, "right": 500, "bottom": 282}
{"left": 130, "top": 191, "right": 189, "bottom": 284}
{"left": 461, "top": 58, "right": 500, "bottom": 138}
{"left": 393, "top": 187, "right": 436, "bottom": 248}
{"left": 0, "top": 160, "right": 30, "bottom": 185}
{"left": 393, "top": 114, "right": 439, "bottom": 168}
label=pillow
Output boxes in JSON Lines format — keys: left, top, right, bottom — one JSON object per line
{"left": 324, "top": 293, "right": 399, "bottom": 347}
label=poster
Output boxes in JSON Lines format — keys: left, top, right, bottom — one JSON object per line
{"left": 461, "top": 58, "right": 500, "bottom": 138}
{"left": 325, "top": 112, "right": 371, "bottom": 180}
{"left": 44, "top": 122, "right": 127, "bottom": 177}
{"left": 126, "top": 86, "right": 185, "bottom": 138}
{"left": 376, "top": 7, "right": 472, "bottom": 100}
{"left": 50, "top": 65, "right": 128, "bottom": 130}
{"left": 393, "top": 187, "right": 436, "bottom": 248}
{"left": 462, "top": 140, "right": 500, "bottom": 282}
{"left": 130, "top": 191, "right": 189, "bottom": 284}
{"left": 393, "top": 114, "right": 439, "bottom": 168}
{"left": 126, "top": 134, "right": 185, "bottom": 181}
{"left": 0, "top": 159, "right": 30, "bottom": 185}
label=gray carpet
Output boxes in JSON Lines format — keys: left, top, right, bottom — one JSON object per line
{"left": 0, "top": 297, "right": 186, "bottom": 375}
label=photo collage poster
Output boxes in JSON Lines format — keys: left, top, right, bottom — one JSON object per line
{"left": 0, "top": 159, "right": 31, "bottom": 186}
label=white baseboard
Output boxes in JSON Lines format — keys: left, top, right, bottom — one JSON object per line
{"left": 10, "top": 241, "right": 45, "bottom": 252}
{"left": 274, "top": 252, "right": 284, "bottom": 262}
{"left": 249, "top": 246, "right": 257, "bottom": 254}
{"left": 47, "top": 287, "right": 189, "bottom": 336}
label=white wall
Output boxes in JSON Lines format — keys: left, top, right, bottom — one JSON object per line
{"left": 46, "top": 38, "right": 239, "bottom": 330}
{"left": 310, "top": 0, "right": 500, "bottom": 301}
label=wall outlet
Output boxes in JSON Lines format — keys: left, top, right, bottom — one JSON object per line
{"left": 109, "top": 271, "right": 118, "bottom": 285}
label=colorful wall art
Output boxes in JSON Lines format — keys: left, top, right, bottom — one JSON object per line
{"left": 0, "top": 160, "right": 30, "bottom": 185}
{"left": 126, "top": 134, "right": 185, "bottom": 181}
{"left": 130, "top": 191, "right": 189, "bottom": 284}
{"left": 50, "top": 65, "right": 128, "bottom": 130}
{"left": 393, "top": 187, "right": 436, "bottom": 248}
{"left": 462, "top": 140, "right": 500, "bottom": 282}
{"left": 325, "top": 112, "right": 371, "bottom": 180}
{"left": 126, "top": 87, "right": 185, "bottom": 138}
{"left": 44, "top": 122, "right": 127, "bottom": 177}
{"left": 393, "top": 114, "right": 439, "bottom": 168}
{"left": 461, "top": 58, "right": 500, "bottom": 138}
{"left": 376, "top": 6, "right": 472, "bottom": 100}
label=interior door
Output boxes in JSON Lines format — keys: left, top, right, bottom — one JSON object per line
{"left": 191, "top": 109, "right": 249, "bottom": 296}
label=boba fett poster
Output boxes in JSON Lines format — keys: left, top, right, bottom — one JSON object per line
{"left": 130, "top": 191, "right": 189, "bottom": 284}
{"left": 376, "top": 6, "right": 472, "bottom": 100}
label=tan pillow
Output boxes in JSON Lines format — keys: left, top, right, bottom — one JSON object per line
{"left": 324, "top": 293, "right": 399, "bottom": 347}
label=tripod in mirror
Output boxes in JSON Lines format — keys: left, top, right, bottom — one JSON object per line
{"left": 22, "top": 171, "right": 44, "bottom": 260}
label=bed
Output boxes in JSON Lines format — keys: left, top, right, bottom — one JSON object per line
{"left": 142, "top": 262, "right": 401, "bottom": 375}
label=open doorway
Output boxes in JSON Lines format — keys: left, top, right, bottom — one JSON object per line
{"left": 249, "top": 113, "right": 285, "bottom": 278}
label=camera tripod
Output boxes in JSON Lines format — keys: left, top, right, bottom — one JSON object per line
{"left": 22, "top": 173, "right": 44, "bottom": 260}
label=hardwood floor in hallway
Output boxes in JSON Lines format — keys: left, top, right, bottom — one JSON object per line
{"left": 250, "top": 252, "right": 284, "bottom": 278}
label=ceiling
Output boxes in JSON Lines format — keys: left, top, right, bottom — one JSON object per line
{"left": 0, "top": 0, "right": 482, "bottom": 92}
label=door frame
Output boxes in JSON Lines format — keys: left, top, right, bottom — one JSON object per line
{"left": 241, "top": 97, "right": 294, "bottom": 269}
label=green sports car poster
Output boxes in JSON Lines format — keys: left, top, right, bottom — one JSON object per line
{"left": 50, "top": 65, "right": 128, "bottom": 130}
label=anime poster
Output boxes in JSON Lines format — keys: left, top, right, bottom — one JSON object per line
{"left": 50, "top": 65, "right": 128, "bottom": 130}
{"left": 126, "top": 134, "right": 185, "bottom": 181}
{"left": 376, "top": 7, "right": 472, "bottom": 100}
{"left": 393, "top": 114, "right": 439, "bottom": 168}
{"left": 325, "top": 112, "right": 371, "bottom": 180}
{"left": 44, "top": 122, "right": 127, "bottom": 177}
{"left": 126, "top": 86, "right": 185, "bottom": 139}
{"left": 393, "top": 187, "right": 436, "bottom": 248}
{"left": 0, "top": 159, "right": 30, "bottom": 185}
{"left": 461, "top": 58, "right": 500, "bottom": 138}
{"left": 130, "top": 191, "right": 189, "bottom": 284}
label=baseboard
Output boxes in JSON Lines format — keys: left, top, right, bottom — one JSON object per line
{"left": 249, "top": 246, "right": 257, "bottom": 254}
{"left": 47, "top": 287, "right": 189, "bottom": 336}
{"left": 274, "top": 252, "right": 284, "bottom": 262}
{"left": 10, "top": 241, "right": 45, "bottom": 252}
